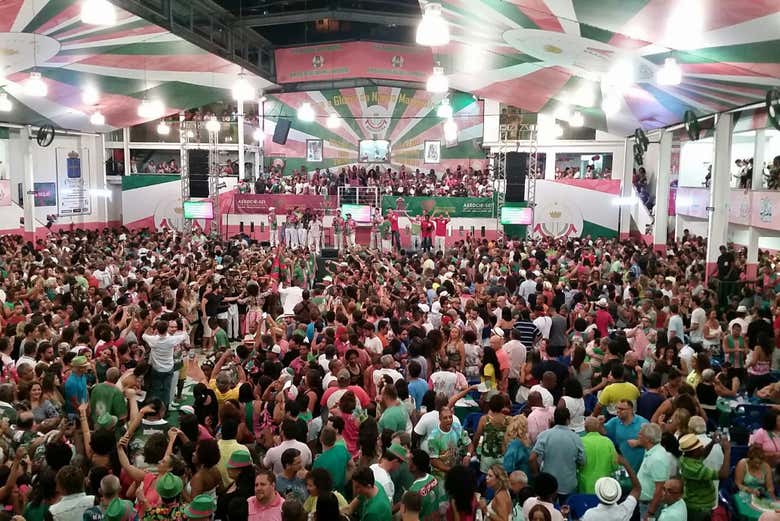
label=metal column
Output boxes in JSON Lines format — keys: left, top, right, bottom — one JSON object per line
{"left": 208, "top": 127, "right": 220, "bottom": 236}
{"left": 180, "top": 114, "right": 191, "bottom": 235}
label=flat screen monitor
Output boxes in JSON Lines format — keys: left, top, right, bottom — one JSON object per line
{"left": 358, "top": 140, "right": 390, "bottom": 163}
{"left": 183, "top": 200, "right": 214, "bottom": 219}
{"left": 500, "top": 206, "right": 533, "bottom": 225}
{"left": 340, "top": 204, "right": 373, "bottom": 222}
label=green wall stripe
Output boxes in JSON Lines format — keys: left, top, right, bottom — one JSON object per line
{"left": 122, "top": 174, "right": 181, "bottom": 191}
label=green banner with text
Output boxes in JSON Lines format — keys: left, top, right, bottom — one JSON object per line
{"left": 381, "top": 195, "right": 495, "bottom": 218}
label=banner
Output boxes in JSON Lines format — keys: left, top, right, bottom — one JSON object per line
{"left": 275, "top": 42, "right": 433, "bottom": 84}
{"left": 56, "top": 148, "right": 91, "bottom": 216}
{"left": 233, "top": 194, "right": 332, "bottom": 214}
{"left": 381, "top": 196, "right": 495, "bottom": 218}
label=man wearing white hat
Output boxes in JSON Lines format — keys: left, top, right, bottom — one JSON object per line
{"left": 581, "top": 456, "right": 641, "bottom": 521}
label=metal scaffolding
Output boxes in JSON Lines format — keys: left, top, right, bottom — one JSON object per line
{"left": 180, "top": 118, "right": 192, "bottom": 235}
{"left": 494, "top": 123, "right": 539, "bottom": 234}
{"left": 208, "top": 129, "right": 221, "bottom": 236}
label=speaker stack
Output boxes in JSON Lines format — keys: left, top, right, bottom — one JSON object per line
{"left": 505, "top": 152, "right": 528, "bottom": 202}
{"left": 188, "top": 149, "right": 210, "bottom": 198}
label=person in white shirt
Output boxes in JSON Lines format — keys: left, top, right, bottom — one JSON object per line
{"left": 279, "top": 282, "right": 304, "bottom": 316}
{"left": 689, "top": 298, "right": 707, "bottom": 345}
{"left": 429, "top": 360, "right": 468, "bottom": 397}
{"left": 263, "top": 419, "right": 313, "bottom": 474}
{"left": 48, "top": 465, "right": 96, "bottom": 521}
{"left": 372, "top": 355, "right": 403, "bottom": 396}
{"left": 142, "top": 320, "right": 188, "bottom": 408}
{"left": 533, "top": 308, "right": 552, "bottom": 340}
{"left": 363, "top": 323, "right": 384, "bottom": 356}
{"left": 519, "top": 274, "right": 538, "bottom": 305}
{"left": 728, "top": 306, "right": 749, "bottom": 336}
{"left": 581, "top": 461, "right": 641, "bottom": 521}
{"left": 370, "top": 444, "right": 407, "bottom": 499}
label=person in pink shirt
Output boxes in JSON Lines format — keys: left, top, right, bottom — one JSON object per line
{"left": 248, "top": 468, "right": 283, "bottom": 521}
{"left": 595, "top": 298, "right": 614, "bottom": 338}
{"left": 526, "top": 391, "right": 555, "bottom": 444}
{"left": 432, "top": 210, "right": 450, "bottom": 253}
{"left": 388, "top": 210, "right": 401, "bottom": 250}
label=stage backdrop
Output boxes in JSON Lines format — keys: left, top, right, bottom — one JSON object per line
{"left": 262, "top": 87, "right": 485, "bottom": 174}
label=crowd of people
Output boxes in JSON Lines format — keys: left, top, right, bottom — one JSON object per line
{"left": 0, "top": 226, "right": 779, "bottom": 521}
{"left": 250, "top": 164, "right": 493, "bottom": 198}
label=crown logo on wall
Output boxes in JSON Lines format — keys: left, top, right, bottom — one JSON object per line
{"left": 67, "top": 151, "right": 80, "bottom": 159}
{"left": 549, "top": 211, "right": 562, "bottom": 218}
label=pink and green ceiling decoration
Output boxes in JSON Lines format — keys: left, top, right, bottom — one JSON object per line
{"left": 262, "top": 87, "right": 485, "bottom": 173}
{"left": 425, "top": 0, "right": 780, "bottom": 135}
{"left": 0, "top": 0, "right": 272, "bottom": 130}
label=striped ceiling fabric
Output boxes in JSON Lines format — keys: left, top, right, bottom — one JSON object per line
{"left": 426, "top": 0, "right": 780, "bottom": 135}
{"left": 0, "top": 0, "right": 273, "bottom": 131}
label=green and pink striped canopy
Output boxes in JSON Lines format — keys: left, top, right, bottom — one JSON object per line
{"left": 0, "top": 0, "right": 272, "bottom": 130}
{"left": 427, "top": 0, "right": 780, "bottom": 134}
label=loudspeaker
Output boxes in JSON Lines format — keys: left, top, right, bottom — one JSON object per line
{"left": 188, "top": 150, "right": 209, "bottom": 178}
{"left": 239, "top": 221, "right": 244, "bottom": 233}
{"left": 188, "top": 149, "right": 210, "bottom": 197}
{"left": 321, "top": 248, "right": 338, "bottom": 259}
{"left": 250, "top": 222, "right": 255, "bottom": 233}
{"left": 190, "top": 179, "right": 210, "bottom": 198}
{"left": 273, "top": 119, "right": 291, "bottom": 145}
{"left": 505, "top": 151, "right": 528, "bottom": 202}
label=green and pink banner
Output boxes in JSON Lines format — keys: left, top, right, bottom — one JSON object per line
{"left": 275, "top": 42, "right": 434, "bottom": 84}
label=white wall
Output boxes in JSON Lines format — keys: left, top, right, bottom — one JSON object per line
{"left": 679, "top": 140, "right": 713, "bottom": 187}
{"left": 4, "top": 126, "right": 112, "bottom": 229}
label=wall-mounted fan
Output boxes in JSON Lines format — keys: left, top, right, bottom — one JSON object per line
{"left": 684, "top": 110, "right": 701, "bottom": 141}
{"left": 767, "top": 88, "right": 780, "bottom": 131}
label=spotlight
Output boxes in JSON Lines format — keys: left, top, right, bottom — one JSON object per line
{"left": 24, "top": 72, "right": 47, "bottom": 97}
{"left": 416, "top": 2, "right": 449, "bottom": 47}
{"left": 326, "top": 114, "right": 341, "bottom": 129}
{"left": 157, "top": 121, "right": 170, "bottom": 135}
{"left": 205, "top": 116, "right": 221, "bottom": 133}
{"left": 297, "top": 102, "right": 315, "bottom": 122}
{"left": 89, "top": 111, "right": 105, "bottom": 126}
{"left": 657, "top": 57, "right": 682, "bottom": 86}
{"left": 426, "top": 66, "right": 449, "bottom": 93}
{"left": 80, "top": 0, "right": 117, "bottom": 25}
{"left": 232, "top": 74, "right": 255, "bottom": 102}
{"left": 436, "top": 98, "right": 453, "bottom": 119}
{"left": 0, "top": 93, "right": 11, "bottom": 112}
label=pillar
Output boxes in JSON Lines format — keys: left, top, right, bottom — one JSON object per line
{"left": 620, "top": 137, "right": 634, "bottom": 239}
{"left": 746, "top": 226, "right": 760, "bottom": 280}
{"left": 652, "top": 130, "right": 672, "bottom": 253}
{"left": 122, "top": 126, "right": 131, "bottom": 174}
{"left": 237, "top": 99, "right": 245, "bottom": 181}
{"left": 705, "top": 112, "right": 733, "bottom": 281}
{"left": 753, "top": 128, "right": 765, "bottom": 190}
{"left": 23, "top": 126, "right": 37, "bottom": 242}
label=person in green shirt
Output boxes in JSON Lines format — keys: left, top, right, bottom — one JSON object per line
{"left": 377, "top": 385, "right": 410, "bottom": 434}
{"left": 89, "top": 367, "right": 128, "bottom": 426}
{"left": 313, "top": 426, "right": 353, "bottom": 494}
{"left": 210, "top": 318, "right": 230, "bottom": 352}
{"left": 407, "top": 450, "right": 440, "bottom": 521}
{"left": 349, "top": 467, "right": 392, "bottom": 521}
{"left": 677, "top": 433, "right": 731, "bottom": 521}
{"left": 578, "top": 417, "right": 617, "bottom": 494}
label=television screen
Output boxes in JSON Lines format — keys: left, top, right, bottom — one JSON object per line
{"left": 183, "top": 200, "right": 214, "bottom": 219}
{"left": 340, "top": 204, "right": 373, "bottom": 222}
{"left": 500, "top": 206, "right": 533, "bottom": 225}
{"left": 358, "top": 140, "right": 390, "bottom": 163}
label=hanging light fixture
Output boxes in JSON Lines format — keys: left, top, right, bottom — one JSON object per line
{"left": 82, "top": 85, "right": 99, "bottom": 105}
{"left": 156, "top": 121, "right": 170, "bottom": 135}
{"left": 297, "top": 102, "right": 315, "bottom": 122}
{"left": 416, "top": 2, "right": 449, "bottom": 47}
{"left": 570, "top": 111, "right": 585, "bottom": 127}
{"left": 606, "top": 59, "right": 635, "bottom": 92}
{"left": 81, "top": 0, "right": 117, "bottom": 25}
{"left": 443, "top": 118, "right": 457, "bottom": 141}
{"left": 657, "top": 57, "right": 682, "bottom": 86}
{"left": 252, "top": 128, "right": 264, "bottom": 141}
{"left": 24, "top": 72, "right": 47, "bottom": 97}
{"left": 0, "top": 93, "right": 11, "bottom": 112}
{"left": 89, "top": 111, "right": 105, "bottom": 126}
{"left": 326, "top": 113, "right": 341, "bottom": 129}
{"left": 573, "top": 83, "right": 596, "bottom": 108}
{"left": 137, "top": 98, "right": 164, "bottom": 119}
{"left": 437, "top": 97, "right": 453, "bottom": 119}
{"left": 232, "top": 73, "right": 255, "bottom": 102}
{"left": 601, "top": 94, "right": 621, "bottom": 116}
{"left": 426, "top": 66, "right": 449, "bottom": 93}
{"left": 205, "top": 116, "right": 221, "bottom": 133}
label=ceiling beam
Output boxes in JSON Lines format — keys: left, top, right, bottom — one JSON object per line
{"left": 236, "top": 8, "right": 420, "bottom": 27}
